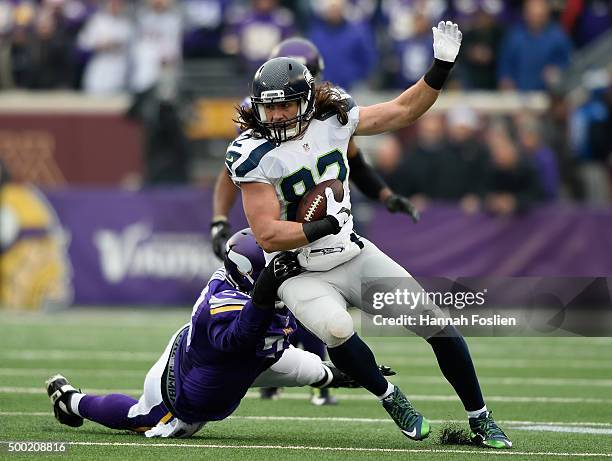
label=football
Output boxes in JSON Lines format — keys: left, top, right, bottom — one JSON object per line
{"left": 296, "top": 179, "right": 344, "bottom": 223}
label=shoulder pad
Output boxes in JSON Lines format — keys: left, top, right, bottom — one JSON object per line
{"left": 226, "top": 133, "right": 276, "bottom": 181}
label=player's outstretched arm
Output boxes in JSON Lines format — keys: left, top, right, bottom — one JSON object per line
{"left": 210, "top": 169, "right": 238, "bottom": 259}
{"left": 208, "top": 252, "right": 301, "bottom": 352}
{"left": 355, "top": 21, "right": 462, "bottom": 136}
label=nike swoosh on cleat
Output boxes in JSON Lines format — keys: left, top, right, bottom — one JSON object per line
{"left": 403, "top": 428, "right": 418, "bottom": 438}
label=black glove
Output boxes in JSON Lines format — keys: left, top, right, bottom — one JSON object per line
{"left": 210, "top": 219, "right": 231, "bottom": 259}
{"left": 319, "top": 363, "right": 398, "bottom": 389}
{"left": 251, "top": 252, "right": 302, "bottom": 309}
{"left": 384, "top": 194, "right": 420, "bottom": 223}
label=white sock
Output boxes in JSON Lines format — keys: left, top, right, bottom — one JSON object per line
{"left": 69, "top": 393, "right": 85, "bottom": 417}
{"left": 467, "top": 405, "right": 487, "bottom": 419}
{"left": 377, "top": 382, "right": 394, "bottom": 400}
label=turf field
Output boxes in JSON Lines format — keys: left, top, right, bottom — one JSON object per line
{"left": 1, "top": 309, "right": 611, "bottom": 460}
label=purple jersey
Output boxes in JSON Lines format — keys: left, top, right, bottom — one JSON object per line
{"left": 171, "top": 268, "right": 296, "bottom": 423}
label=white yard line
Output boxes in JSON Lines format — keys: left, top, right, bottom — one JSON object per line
{"left": 513, "top": 425, "right": 612, "bottom": 435}
{"left": 0, "top": 440, "right": 609, "bottom": 457}
{"left": 2, "top": 386, "right": 611, "bottom": 404}
{"left": 2, "top": 412, "right": 612, "bottom": 429}
{"left": 3, "top": 349, "right": 612, "bottom": 369}
{"left": 3, "top": 368, "right": 611, "bottom": 388}
{"left": 0, "top": 368, "right": 144, "bottom": 377}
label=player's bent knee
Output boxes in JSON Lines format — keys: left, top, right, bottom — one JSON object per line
{"left": 325, "top": 310, "right": 354, "bottom": 347}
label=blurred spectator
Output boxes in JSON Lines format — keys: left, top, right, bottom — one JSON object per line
{"left": 540, "top": 92, "right": 583, "bottom": 199}
{"left": 561, "top": 0, "right": 611, "bottom": 48}
{"left": 483, "top": 126, "right": 542, "bottom": 215}
{"left": 375, "top": 135, "right": 409, "bottom": 191}
{"left": 8, "top": 0, "right": 36, "bottom": 87}
{"left": 569, "top": 68, "right": 612, "bottom": 204}
{"left": 77, "top": 0, "right": 131, "bottom": 95}
{"left": 128, "top": 0, "right": 187, "bottom": 185}
{"left": 385, "top": 13, "right": 433, "bottom": 88}
{"left": 131, "top": 0, "right": 182, "bottom": 100}
{"left": 380, "top": 0, "right": 448, "bottom": 42}
{"left": 12, "top": 8, "right": 75, "bottom": 89}
{"left": 0, "top": 2, "right": 13, "bottom": 88}
{"left": 450, "top": 0, "right": 509, "bottom": 24}
{"left": 181, "top": 0, "right": 231, "bottom": 58}
{"left": 221, "top": 0, "right": 296, "bottom": 74}
{"left": 432, "top": 106, "right": 489, "bottom": 212}
{"left": 45, "top": 0, "right": 96, "bottom": 34}
{"left": 516, "top": 114, "right": 560, "bottom": 200}
{"left": 12, "top": 0, "right": 37, "bottom": 28}
{"left": 498, "top": 0, "right": 572, "bottom": 91}
{"left": 308, "top": 0, "right": 376, "bottom": 91}
{"left": 457, "top": 7, "right": 504, "bottom": 89}
{"left": 310, "top": 0, "right": 377, "bottom": 25}
{"left": 375, "top": 112, "right": 447, "bottom": 207}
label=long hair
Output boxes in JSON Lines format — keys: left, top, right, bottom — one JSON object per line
{"left": 234, "top": 82, "right": 350, "bottom": 137}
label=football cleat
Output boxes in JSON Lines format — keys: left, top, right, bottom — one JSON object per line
{"left": 469, "top": 411, "right": 513, "bottom": 449}
{"left": 382, "top": 386, "right": 430, "bottom": 441}
{"left": 310, "top": 387, "right": 338, "bottom": 406}
{"left": 45, "top": 374, "right": 83, "bottom": 427}
{"left": 259, "top": 387, "right": 282, "bottom": 400}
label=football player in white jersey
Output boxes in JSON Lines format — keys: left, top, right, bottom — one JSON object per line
{"left": 212, "top": 37, "right": 418, "bottom": 406}
{"left": 227, "top": 22, "right": 512, "bottom": 449}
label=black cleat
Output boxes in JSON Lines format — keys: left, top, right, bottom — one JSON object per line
{"left": 259, "top": 387, "right": 282, "bottom": 400}
{"left": 321, "top": 362, "right": 397, "bottom": 389}
{"left": 45, "top": 374, "right": 83, "bottom": 427}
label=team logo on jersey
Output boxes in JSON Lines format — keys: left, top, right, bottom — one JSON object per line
{"left": 303, "top": 143, "right": 310, "bottom": 152}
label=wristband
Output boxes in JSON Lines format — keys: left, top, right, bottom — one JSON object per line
{"left": 424, "top": 58, "right": 454, "bottom": 91}
{"left": 302, "top": 216, "right": 340, "bottom": 242}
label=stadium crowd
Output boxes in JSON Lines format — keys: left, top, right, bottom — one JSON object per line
{"left": 0, "top": 0, "right": 610, "bottom": 207}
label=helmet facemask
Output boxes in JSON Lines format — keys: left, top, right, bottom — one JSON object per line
{"left": 251, "top": 59, "right": 316, "bottom": 144}
{"left": 252, "top": 88, "right": 315, "bottom": 144}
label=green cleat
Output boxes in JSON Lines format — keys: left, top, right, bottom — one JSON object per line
{"left": 469, "top": 411, "right": 513, "bottom": 449}
{"left": 381, "top": 386, "right": 430, "bottom": 441}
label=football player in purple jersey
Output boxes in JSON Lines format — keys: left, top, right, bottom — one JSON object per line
{"left": 45, "top": 229, "right": 389, "bottom": 438}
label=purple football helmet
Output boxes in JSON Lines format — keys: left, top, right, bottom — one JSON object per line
{"left": 268, "top": 37, "right": 325, "bottom": 80}
{"left": 223, "top": 228, "right": 266, "bottom": 293}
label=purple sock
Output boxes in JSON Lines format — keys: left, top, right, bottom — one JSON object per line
{"left": 79, "top": 394, "right": 164, "bottom": 431}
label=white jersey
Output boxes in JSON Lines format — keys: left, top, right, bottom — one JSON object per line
{"left": 227, "top": 95, "right": 360, "bottom": 264}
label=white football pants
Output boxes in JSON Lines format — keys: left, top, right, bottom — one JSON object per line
{"left": 278, "top": 237, "right": 447, "bottom": 347}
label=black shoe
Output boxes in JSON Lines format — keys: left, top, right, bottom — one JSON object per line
{"left": 45, "top": 374, "right": 83, "bottom": 427}
{"left": 321, "top": 361, "right": 397, "bottom": 388}
{"left": 259, "top": 387, "right": 282, "bottom": 400}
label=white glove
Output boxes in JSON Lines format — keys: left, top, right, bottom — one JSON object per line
{"left": 145, "top": 418, "right": 206, "bottom": 438}
{"left": 325, "top": 187, "right": 351, "bottom": 230}
{"left": 432, "top": 20, "right": 462, "bottom": 63}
